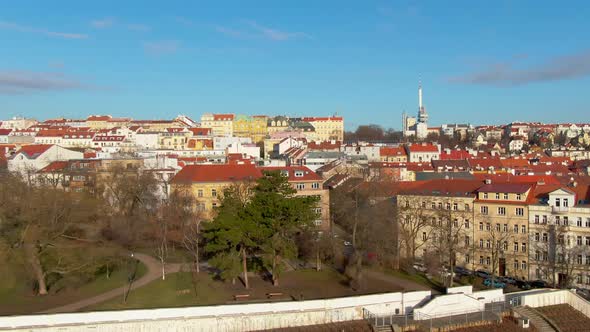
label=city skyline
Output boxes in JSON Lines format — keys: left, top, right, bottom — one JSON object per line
{"left": 2, "top": 0, "right": 590, "bottom": 129}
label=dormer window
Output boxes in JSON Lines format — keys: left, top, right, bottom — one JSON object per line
{"left": 495, "top": 193, "right": 500, "bottom": 199}
{"left": 516, "top": 194, "right": 522, "bottom": 200}
{"left": 294, "top": 171, "right": 304, "bottom": 177}
{"left": 503, "top": 193, "right": 509, "bottom": 200}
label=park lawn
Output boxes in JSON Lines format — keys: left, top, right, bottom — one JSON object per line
{"left": 88, "top": 272, "right": 233, "bottom": 311}
{"left": 88, "top": 268, "right": 403, "bottom": 311}
{"left": 0, "top": 261, "right": 147, "bottom": 316}
{"left": 378, "top": 268, "right": 445, "bottom": 292}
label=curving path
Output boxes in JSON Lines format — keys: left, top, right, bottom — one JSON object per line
{"left": 40, "top": 253, "right": 183, "bottom": 314}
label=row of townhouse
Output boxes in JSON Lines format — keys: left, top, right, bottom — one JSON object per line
{"left": 169, "top": 164, "right": 331, "bottom": 231}
{"left": 396, "top": 178, "right": 590, "bottom": 288}
{"left": 200, "top": 113, "right": 344, "bottom": 143}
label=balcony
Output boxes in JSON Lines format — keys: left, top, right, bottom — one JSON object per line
{"left": 552, "top": 206, "right": 569, "bottom": 214}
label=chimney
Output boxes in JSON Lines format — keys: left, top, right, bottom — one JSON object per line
{"left": 485, "top": 179, "right": 492, "bottom": 185}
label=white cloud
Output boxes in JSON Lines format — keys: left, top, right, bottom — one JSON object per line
{"left": 0, "top": 20, "right": 88, "bottom": 39}
{"left": 0, "top": 70, "right": 88, "bottom": 94}
{"left": 143, "top": 40, "right": 180, "bottom": 55}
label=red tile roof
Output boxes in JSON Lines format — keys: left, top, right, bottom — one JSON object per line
{"left": 171, "top": 164, "right": 262, "bottom": 183}
{"left": 189, "top": 128, "right": 212, "bottom": 136}
{"left": 477, "top": 183, "right": 532, "bottom": 194}
{"left": 40, "top": 161, "right": 69, "bottom": 172}
{"left": 302, "top": 116, "right": 343, "bottom": 121}
{"left": 407, "top": 144, "right": 439, "bottom": 153}
{"left": 440, "top": 150, "right": 471, "bottom": 160}
{"left": 308, "top": 141, "right": 341, "bottom": 151}
{"left": 87, "top": 115, "right": 112, "bottom": 121}
{"left": 0, "top": 129, "right": 13, "bottom": 135}
{"left": 380, "top": 146, "right": 406, "bottom": 156}
{"left": 213, "top": 114, "right": 234, "bottom": 121}
{"left": 399, "top": 179, "right": 484, "bottom": 197}
{"left": 262, "top": 166, "right": 322, "bottom": 181}
{"left": 14, "top": 144, "right": 53, "bottom": 159}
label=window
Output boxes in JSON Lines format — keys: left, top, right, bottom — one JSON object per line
{"left": 522, "top": 225, "right": 526, "bottom": 233}
{"left": 421, "top": 201, "right": 426, "bottom": 208}
{"left": 543, "top": 215, "right": 548, "bottom": 224}
{"left": 517, "top": 194, "right": 522, "bottom": 200}
{"left": 422, "top": 232, "right": 427, "bottom": 241}
{"left": 465, "top": 236, "right": 470, "bottom": 246}
{"left": 577, "top": 275, "right": 582, "bottom": 284}
{"left": 479, "top": 239, "right": 484, "bottom": 248}
{"left": 535, "top": 251, "right": 540, "bottom": 260}
{"left": 534, "top": 215, "right": 540, "bottom": 224}
{"left": 486, "top": 223, "right": 491, "bottom": 231}
{"left": 464, "top": 220, "right": 470, "bottom": 229}
{"left": 587, "top": 237, "right": 590, "bottom": 246}
{"left": 479, "top": 222, "right": 483, "bottom": 231}
{"left": 503, "top": 241, "right": 508, "bottom": 251}
{"left": 556, "top": 216, "right": 561, "bottom": 225}
{"left": 465, "top": 204, "right": 470, "bottom": 211}
{"left": 197, "top": 189, "right": 203, "bottom": 198}
{"left": 503, "top": 224, "right": 508, "bottom": 232}
{"left": 587, "top": 276, "right": 590, "bottom": 285}
{"left": 480, "top": 256, "right": 484, "bottom": 264}
{"left": 522, "top": 243, "right": 526, "bottom": 253}
{"left": 543, "top": 233, "right": 548, "bottom": 242}
{"left": 314, "top": 220, "right": 322, "bottom": 226}
{"left": 296, "top": 183, "right": 305, "bottom": 190}
{"left": 578, "top": 236, "right": 583, "bottom": 246}
{"left": 453, "top": 219, "right": 459, "bottom": 227}
{"left": 431, "top": 202, "right": 436, "bottom": 209}
{"left": 514, "top": 242, "right": 519, "bottom": 252}
{"left": 578, "top": 255, "right": 583, "bottom": 265}
{"left": 483, "top": 193, "right": 488, "bottom": 199}
{"left": 522, "top": 261, "right": 527, "bottom": 270}
{"left": 534, "top": 233, "right": 540, "bottom": 241}
{"left": 564, "top": 198, "right": 569, "bottom": 207}
{"left": 496, "top": 223, "right": 501, "bottom": 231}
{"left": 514, "top": 260, "right": 519, "bottom": 270}
{"left": 446, "top": 203, "right": 451, "bottom": 210}
{"left": 466, "top": 255, "right": 470, "bottom": 264}
{"left": 453, "top": 203, "right": 458, "bottom": 211}
{"left": 294, "top": 171, "right": 304, "bottom": 177}
{"left": 578, "top": 218, "right": 583, "bottom": 227}
{"left": 211, "top": 189, "right": 217, "bottom": 197}
{"left": 543, "top": 251, "right": 548, "bottom": 261}
{"left": 516, "top": 208, "right": 524, "bottom": 216}
{"left": 514, "top": 225, "right": 519, "bottom": 233}
{"left": 314, "top": 207, "right": 322, "bottom": 214}
{"left": 587, "top": 256, "right": 590, "bottom": 265}
{"left": 486, "top": 257, "right": 491, "bottom": 265}
{"left": 496, "top": 193, "right": 500, "bottom": 199}
{"left": 498, "top": 207, "right": 506, "bottom": 215}
{"left": 486, "top": 239, "right": 491, "bottom": 248}
{"left": 481, "top": 206, "right": 488, "bottom": 215}
{"left": 586, "top": 218, "right": 590, "bottom": 227}
{"left": 558, "top": 235, "right": 564, "bottom": 244}
{"left": 72, "top": 175, "right": 85, "bottom": 181}
{"left": 311, "top": 182, "right": 320, "bottom": 189}
{"left": 564, "top": 217, "right": 569, "bottom": 226}
{"left": 504, "top": 193, "right": 509, "bottom": 200}
{"left": 556, "top": 198, "right": 561, "bottom": 207}
{"left": 438, "top": 202, "right": 443, "bottom": 209}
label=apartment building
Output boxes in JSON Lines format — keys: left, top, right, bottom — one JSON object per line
{"left": 232, "top": 115, "right": 268, "bottom": 143}
{"left": 262, "top": 166, "right": 330, "bottom": 231}
{"left": 396, "top": 180, "right": 481, "bottom": 269}
{"left": 529, "top": 185, "right": 590, "bottom": 288}
{"left": 301, "top": 116, "right": 344, "bottom": 142}
{"left": 472, "top": 183, "right": 533, "bottom": 280}
{"left": 200, "top": 113, "right": 234, "bottom": 137}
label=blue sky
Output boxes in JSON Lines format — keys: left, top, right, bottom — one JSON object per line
{"left": 1, "top": 0, "right": 589, "bottom": 130}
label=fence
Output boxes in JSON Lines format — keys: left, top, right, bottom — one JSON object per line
{"left": 363, "top": 299, "right": 510, "bottom": 331}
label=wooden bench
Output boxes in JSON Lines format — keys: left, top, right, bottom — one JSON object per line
{"left": 266, "top": 292, "right": 284, "bottom": 299}
{"left": 234, "top": 294, "right": 250, "bottom": 301}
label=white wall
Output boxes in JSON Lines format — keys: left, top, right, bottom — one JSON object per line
{"left": 0, "top": 291, "right": 431, "bottom": 332}
{"left": 413, "top": 294, "right": 484, "bottom": 320}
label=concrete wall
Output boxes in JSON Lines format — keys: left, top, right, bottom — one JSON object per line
{"left": 413, "top": 294, "right": 484, "bottom": 320}
{"left": 0, "top": 291, "right": 431, "bottom": 332}
{"left": 520, "top": 289, "right": 590, "bottom": 318}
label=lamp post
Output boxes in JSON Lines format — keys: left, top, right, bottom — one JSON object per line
{"left": 123, "top": 252, "right": 139, "bottom": 303}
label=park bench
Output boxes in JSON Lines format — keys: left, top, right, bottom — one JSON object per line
{"left": 266, "top": 292, "right": 283, "bottom": 299}
{"left": 234, "top": 294, "right": 250, "bottom": 301}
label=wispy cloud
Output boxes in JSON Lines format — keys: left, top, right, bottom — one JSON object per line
{"left": 143, "top": 40, "right": 180, "bottom": 56}
{"left": 174, "top": 16, "right": 195, "bottom": 27}
{"left": 246, "top": 20, "right": 310, "bottom": 41}
{"left": 127, "top": 23, "right": 150, "bottom": 32}
{"left": 448, "top": 50, "right": 590, "bottom": 86}
{"left": 0, "top": 20, "right": 87, "bottom": 39}
{"left": 0, "top": 70, "right": 90, "bottom": 94}
{"left": 214, "top": 20, "right": 310, "bottom": 41}
{"left": 90, "top": 17, "right": 115, "bottom": 29}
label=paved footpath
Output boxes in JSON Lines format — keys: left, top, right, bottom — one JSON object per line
{"left": 40, "top": 253, "right": 183, "bottom": 314}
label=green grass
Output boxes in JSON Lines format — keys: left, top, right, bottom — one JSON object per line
{"left": 88, "top": 272, "right": 232, "bottom": 311}
{"left": 0, "top": 261, "right": 147, "bottom": 315}
{"left": 379, "top": 268, "right": 445, "bottom": 292}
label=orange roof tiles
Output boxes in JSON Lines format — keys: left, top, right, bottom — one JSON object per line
{"left": 262, "top": 166, "right": 322, "bottom": 181}
{"left": 171, "top": 164, "right": 262, "bottom": 183}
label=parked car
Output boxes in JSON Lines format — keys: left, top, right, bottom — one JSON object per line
{"left": 515, "top": 280, "right": 532, "bottom": 290}
{"left": 413, "top": 263, "right": 427, "bottom": 273}
{"left": 499, "top": 276, "right": 517, "bottom": 285}
{"left": 475, "top": 269, "right": 490, "bottom": 278}
{"left": 454, "top": 266, "right": 472, "bottom": 276}
{"left": 530, "top": 280, "right": 548, "bottom": 288}
{"left": 483, "top": 278, "right": 506, "bottom": 288}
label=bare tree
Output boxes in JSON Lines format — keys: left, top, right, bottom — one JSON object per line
{"left": 430, "top": 207, "right": 470, "bottom": 287}
{"left": 397, "top": 196, "right": 433, "bottom": 261}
